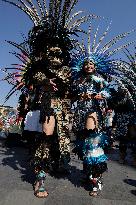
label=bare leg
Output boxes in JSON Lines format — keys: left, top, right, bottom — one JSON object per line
{"left": 34, "top": 181, "right": 48, "bottom": 198}
{"left": 34, "top": 116, "right": 55, "bottom": 197}
{"left": 42, "top": 116, "right": 55, "bottom": 135}
{"left": 85, "top": 112, "right": 98, "bottom": 130}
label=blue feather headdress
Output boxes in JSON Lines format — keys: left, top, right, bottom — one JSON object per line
{"left": 71, "top": 53, "right": 116, "bottom": 76}
{"left": 71, "top": 21, "right": 136, "bottom": 109}
{"left": 71, "top": 21, "right": 135, "bottom": 77}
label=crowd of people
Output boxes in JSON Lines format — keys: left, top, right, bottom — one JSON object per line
{"left": 1, "top": 0, "right": 136, "bottom": 199}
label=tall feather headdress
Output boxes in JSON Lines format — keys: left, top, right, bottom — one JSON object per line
{"left": 1, "top": 0, "right": 99, "bottom": 101}
{"left": 71, "top": 21, "right": 136, "bottom": 109}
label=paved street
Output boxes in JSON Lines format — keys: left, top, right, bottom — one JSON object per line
{"left": 0, "top": 139, "right": 136, "bottom": 205}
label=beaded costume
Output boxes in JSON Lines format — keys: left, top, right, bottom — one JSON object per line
{"left": 2, "top": 0, "right": 136, "bottom": 198}
{"left": 71, "top": 21, "right": 136, "bottom": 195}
{"left": 72, "top": 74, "right": 110, "bottom": 132}
{"left": 1, "top": 0, "right": 98, "bottom": 172}
{"left": 1, "top": 0, "right": 98, "bottom": 198}
{"left": 112, "top": 48, "right": 136, "bottom": 164}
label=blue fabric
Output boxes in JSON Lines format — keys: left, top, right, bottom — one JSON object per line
{"left": 98, "top": 132, "right": 110, "bottom": 148}
{"left": 37, "top": 170, "right": 46, "bottom": 179}
{"left": 72, "top": 74, "right": 111, "bottom": 131}
{"left": 83, "top": 132, "right": 110, "bottom": 150}
{"left": 73, "top": 74, "right": 111, "bottom": 98}
{"left": 82, "top": 132, "right": 109, "bottom": 165}
{"left": 84, "top": 154, "right": 108, "bottom": 165}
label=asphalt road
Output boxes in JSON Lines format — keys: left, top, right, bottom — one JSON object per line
{"left": 0, "top": 139, "right": 136, "bottom": 205}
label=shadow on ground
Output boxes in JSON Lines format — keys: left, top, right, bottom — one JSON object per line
{"left": 124, "top": 179, "right": 136, "bottom": 196}
{"left": 0, "top": 139, "right": 85, "bottom": 190}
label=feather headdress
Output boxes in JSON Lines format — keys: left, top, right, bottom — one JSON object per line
{"left": 1, "top": 0, "right": 99, "bottom": 102}
{"left": 2, "top": 0, "right": 98, "bottom": 61}
{"left": 71, "top": 21, "right": 135, "bottom": 76}
{"left": 70, "top": 21, "right": 136, "bottom": 109}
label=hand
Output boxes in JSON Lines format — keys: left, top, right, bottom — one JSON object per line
{"left": 80, "top": 93, "right": 91, "bottom": 100}
{"left": 49, "top": 78, "right": 58, "bottom": 91}
{"left": 107, "top": 109, "right": 113, "bottom": 113}
{"left": 94, "top": 93, "right": 104, "bottom": 100}
{"left": 80, "top": 93, "right": 94, "bottom": 100}
{"left": 86, "top": 93, "right": 95, "bottom": 99}
{"left": 102, "top": 108, "right": 106, "bottom": 115}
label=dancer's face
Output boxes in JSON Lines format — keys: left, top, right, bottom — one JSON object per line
{"left": 83, "top": 61, "right": 95, "bottom": 74}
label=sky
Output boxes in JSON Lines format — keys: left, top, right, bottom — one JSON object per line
{"left": 0, "top": 0, "right": 136, "bottom": 108}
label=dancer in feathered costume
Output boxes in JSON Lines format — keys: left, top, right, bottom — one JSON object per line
{"left": 1, "top": 0, "right": 99, "bottom": 198}
{"left": 71, "top": 21, "right": 135, "bottom": 196}
{"left": 111, "top": 48, "right": 136, "bottom": 164}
